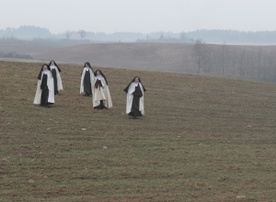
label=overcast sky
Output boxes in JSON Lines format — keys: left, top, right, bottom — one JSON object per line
{"left": 1, "top": 0, "right": 275, "bottom": 34}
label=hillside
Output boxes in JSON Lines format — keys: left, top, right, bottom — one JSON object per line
{"left": 33, "top": 43, "right": 196, "bottom": 73}
{"left": 0, "top": 61, "right": 276, "bottom": 201}
{"left": 2, "top": 41, "right": 276, "bottom": 83}
{"left": 33, "top": 42, "right": 276, "bottom": 83}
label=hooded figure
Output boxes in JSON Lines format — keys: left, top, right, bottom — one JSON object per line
{"left": 34, "top": 64, "right": 55, "bottom": 106}
{"left": 80, "top": 62, "right": 94, "bottom": 96}
{"left": 123, "top": 76, "right": 146, "bottom": 118}
{"left": 49, "top": 60, "right": 63, "bottom": 94}
{"left": 93, "top": 69, "right": 113, "bottom": 109}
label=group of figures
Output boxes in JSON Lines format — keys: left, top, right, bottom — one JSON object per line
{"left": 34, "top": 61, "right": 146, "bottom": 118}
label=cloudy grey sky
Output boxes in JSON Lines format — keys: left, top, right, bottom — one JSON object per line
{"left": 1, "top": 0, "right": 275, "bottom": 33}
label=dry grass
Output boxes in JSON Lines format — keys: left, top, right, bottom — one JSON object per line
{"left": 0, "top": 61, "right": 276, "bottom": 202}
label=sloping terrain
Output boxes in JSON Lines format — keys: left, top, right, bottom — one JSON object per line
{"left": 0, "top": 61, "right": 276, "bottom": 201}
{"left": 33, "top": 43, "right": 196, "bottom": 72}
{"left": 2, "top": 41, "right": 276, "bottom": 83}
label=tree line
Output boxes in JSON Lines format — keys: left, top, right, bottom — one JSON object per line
{"left": 2, "top": 26, "right": 276, "bottom": 44}
{"left": 194, "top": 41, "right": 276, "bottom": 83}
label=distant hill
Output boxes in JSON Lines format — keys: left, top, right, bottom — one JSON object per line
{"left": 0, "top": 25, "right": 51, "bottom": 39}
{"left": 1, "top": 38, "right": 276, "bottom": 83}
{"left": 32, "top": 42, "right": 276, "bottom": 83}
{"left": 33, "top": 43, "right": 195, "bottom": 73}
{"left": 187, "top": 30, "right": 276, "bottom": 45}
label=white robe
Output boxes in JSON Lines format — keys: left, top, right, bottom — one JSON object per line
{"left": 80, "top": 67, "right": 95, "bottom": 95}
{"left": 50, "top": 64, "right": 63, "bottom": 91}
{"left": 93, "top": 75, "right": 113, "bottom": 108}
{"left": 33, "top": 70, "right": 55, "bottom": 105}
{"left": 126, "top": 82, "right": 145, "bottom": 115}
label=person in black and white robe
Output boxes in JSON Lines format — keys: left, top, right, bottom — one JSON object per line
{"left": 34, "top": 64, "right": 55, "bottom": 107}
{"left": 123, "top": 76, "right": 146, "bottom": 118}
{"left": 93, "top": 70, "right": 113, "bottom": 109}
{"left": 80, "top": 62, "right": 94, "bottom": 96}
{"left": 49, "top": 60, "right": 63, "bottom": 95}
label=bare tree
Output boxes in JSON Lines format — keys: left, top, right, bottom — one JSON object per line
{"left": 78, "top": 30, "right": 86, "bottom": 40}
{"left": 194, "top": 40, "right": 205, "bottom": 74}
{"left": 65, "top": 30, "right": 72, "bottom": 40}
{"left": 218, "top": 44, "right": 228, "bottom": 75}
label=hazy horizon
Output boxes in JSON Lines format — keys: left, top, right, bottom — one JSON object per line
{"left": 1, "top": 0, "right": 276, "bottom": 34}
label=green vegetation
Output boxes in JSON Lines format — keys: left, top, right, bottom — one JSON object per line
{"left": 0, "top": 61, "right": 275, "bottom": 201}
